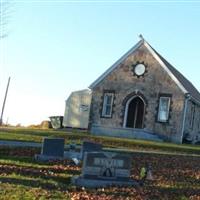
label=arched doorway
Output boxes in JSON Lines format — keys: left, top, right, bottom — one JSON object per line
{"left": 124, "top": 96, "right": 145, "bottom": 129}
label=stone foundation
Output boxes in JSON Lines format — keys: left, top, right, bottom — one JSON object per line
{"left": 91, "top": 124, "right": 165, "bottom": 142}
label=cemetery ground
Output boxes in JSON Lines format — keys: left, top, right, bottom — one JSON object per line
{"left": 0, "top": 127, "right": 200, "bottom": 199}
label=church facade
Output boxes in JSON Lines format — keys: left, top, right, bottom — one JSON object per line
{"left": 89, "top": 38, "right": 200, "bottom": 144}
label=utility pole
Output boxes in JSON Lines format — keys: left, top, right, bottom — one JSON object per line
{"left": 0, "top": 77, "right": 11, "bottom": 125}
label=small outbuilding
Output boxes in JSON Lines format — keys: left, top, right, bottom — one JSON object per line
{"left": 63, "top": 89, "right": 92, "bottom": 129}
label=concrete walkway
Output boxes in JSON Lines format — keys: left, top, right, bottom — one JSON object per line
{"left": 0, "top": 139, "right": 200, "bottom": 157}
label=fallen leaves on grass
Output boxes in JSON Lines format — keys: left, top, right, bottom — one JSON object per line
{"left": 0, "top": 150, "right": 200, "bottom": 199}
{"left": 0, "top": 163, "right": 80, "bottom": 178}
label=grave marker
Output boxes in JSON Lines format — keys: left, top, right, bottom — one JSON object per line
{"left": 72, "top": 151, "right": 138, "bottom": 187}
{"left": 35, "top": 138, "right": 65, "bottom": 161}
{"left": 80, "top": 141, "right": 102, "bottom": 159}
{"left": 42, "top": 138, "right": 65, "bottom": 157}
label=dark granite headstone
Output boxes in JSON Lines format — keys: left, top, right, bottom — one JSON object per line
{"left": 41, "top": 138, "right": 65, "bottom": 157}
{"left": 72, "top": 151, "right": 138, "bottom": 187}
{"left": 81, "top": 141, "right": 102, "bottom": 159}
{"left": 82, "top": 152, "right": 131, "bottom": 180}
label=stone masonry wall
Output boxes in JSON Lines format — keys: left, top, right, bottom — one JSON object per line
{"left": 183, "top": 100, "right": 200, "bottom": 143}
{"left": 90, "top": 44, "right": 185, "bottom": 143}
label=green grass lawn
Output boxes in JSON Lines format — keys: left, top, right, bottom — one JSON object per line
{"left": 0, "top": 127, "right": 200, "bottom": 199}
{"left": 0, "top": 146, "right": 199, "bottom": 200}
{"left": 1, "top": 127, "right": 200, "bottom": 155}
{"left": 0, "top": 156, "right": 73, "bottom": 199}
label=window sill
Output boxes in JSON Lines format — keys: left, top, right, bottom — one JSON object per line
{"left": 101, "top": 115, "right": 112, "bottom": 118}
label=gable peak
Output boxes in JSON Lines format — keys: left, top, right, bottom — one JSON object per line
{"left": 138, "top": 34, "right": 144, "bottom": 41}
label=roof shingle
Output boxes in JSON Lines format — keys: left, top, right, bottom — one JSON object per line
{"left": 151, "top": 45, "right": 200, "bottom": 102}
{"left": 90, "top": 39, "right": 200, "bottom": 102}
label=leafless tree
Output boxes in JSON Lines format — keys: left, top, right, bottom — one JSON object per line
{"left": 0, "top": 0, "right": 12, "bottom": 39}
{"left": 0, "top": 1, "right": 13, "bottom": 125}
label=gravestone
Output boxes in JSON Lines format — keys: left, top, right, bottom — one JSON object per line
{"left": 64, "top": 141, "right": 102, "bottom": 163}
{"left": 35, "top": 138, "right": 65, "bottom": 161}
{"left": 42, "top": 138, "right": 65, "bottom": 157}
{"left": 72, "top": 151, "right": 138, "bottom": 188}
{"left": 80, "top": 141, "right": 102, "bottom": 159}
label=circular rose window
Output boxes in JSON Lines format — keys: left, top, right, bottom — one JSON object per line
{"left": 134, "top": 64, "right": 146, "bottom": 76}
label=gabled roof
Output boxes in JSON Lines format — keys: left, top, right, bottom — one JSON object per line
{"left": 89, "top": 39, "right": 143, "bottom": 89}
{"left": 89, "top": 39, "right": 200, "bottom": 102}
{"left": 146, "top": 42, "right": 200, "bottom": 102}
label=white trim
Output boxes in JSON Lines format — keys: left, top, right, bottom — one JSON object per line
{"left": 89, "top": 39, "right": 188, "bottom": 95}
{"left": 157, "top": 97, "right": 171, "bottom": 122}
{"left": 189, "top": 102, "right": 196, "bottom": 129}
{"left": 180, "top": 95, "right": 190, "bottom": 143}
{"left": 123, "top": 95, "right": 146, "bottom": 128}
{"left": 102, "top": 93, "right": 114, "bottom": 117}
{"left": 89, "top": 40, "right": 144, "bottom": 89}
{"left": 143, "top": 41, "right": 187, "bottom": 94}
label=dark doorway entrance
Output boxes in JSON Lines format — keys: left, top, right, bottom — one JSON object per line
{"left": 126, "top": 97, "right": 145, "bottom": 129}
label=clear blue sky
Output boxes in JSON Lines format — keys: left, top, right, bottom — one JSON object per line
{"left": 1, "top": 1, "right": 200, "bottom": 126}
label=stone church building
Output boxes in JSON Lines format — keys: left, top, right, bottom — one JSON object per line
{"left": 89, "top": 38, "right": 200, "bottom": 144}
